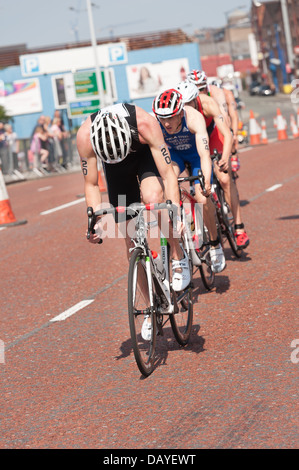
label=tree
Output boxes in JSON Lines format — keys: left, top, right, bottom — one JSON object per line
{"left": 0, "top": 105, "right": 12, "bottom": 123}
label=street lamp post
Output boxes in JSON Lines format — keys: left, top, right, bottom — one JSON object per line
{"left": 252, "top": 1, "right": 269, "bottom": 78}
{"left": 224, "top": 5, "right": 246, "bottom": 69}
{"left": 69, "top": 1, "right": 106, "bottom": 107}
{"left": 86, "top": 0, "right": 105, "bottom": 107}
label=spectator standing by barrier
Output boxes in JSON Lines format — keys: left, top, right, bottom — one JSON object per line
{"left": 0, "top": 121, "right": 8, "bottom": 173}
{"left": 30, "top": 125, "right": 49, "bottom": 172}
{"left": 53, "top": 110, "right": 69, "bottom": 168}
{"left": 44, "top": 116, "right": 56, "bottom": 171}
{"left": 50, "top": 117, "right": 63, "bottom": 164}
{"left": 4, "top": 124, "right": 19, "bottom": 172}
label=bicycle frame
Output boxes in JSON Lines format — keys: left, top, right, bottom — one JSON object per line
{"left": 177, "top": 176, "right": 205, "bottom": 268}
{"left": 87, "top": 202, "right": 178, "bottom": 315}
{"left": 131, "top": 210, "right": 175, "bottom": 314}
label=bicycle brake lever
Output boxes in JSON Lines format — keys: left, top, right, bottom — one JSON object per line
{"left": 87, "top": 206, "right": 95, "bottom": 240}
{"left": 197, "top": 170, "right": 207, "bottom": 196}
{"left": 87, "top": 206, "right": 103, "bottom": 244}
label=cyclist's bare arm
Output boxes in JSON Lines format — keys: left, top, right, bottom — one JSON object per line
{"left": 201, "top": 95, "right": 233, "bottom": 171}
{"left": 223, "top": 88, "right": 239, "bottom": 150}
{"left": 135, "top": 106, "right": 181, "bottom": 209}
{"left": 77, "top": 116, "right": 102, "bottom": 243}
{"left": 209, "top": 84, "right": 231, "bottom": 128}
{"left": 184, "top": 105, "right": 212, "bottom": 195}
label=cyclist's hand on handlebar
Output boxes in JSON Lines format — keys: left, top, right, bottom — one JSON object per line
{"left": 175, "top": 216, "right": 184, "bottom": 237}
{"left": 86, "top": 221, "right": 103, "bottom": 244}
{"left": 217, "top": 157, "right": 229, "bottom": 173}
{"left": 203, "top": 182, "right": 211, "bottom": 197}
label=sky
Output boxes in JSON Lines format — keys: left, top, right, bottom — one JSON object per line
{"left": 1, "top": 0, "right": 253, "bottom": 50}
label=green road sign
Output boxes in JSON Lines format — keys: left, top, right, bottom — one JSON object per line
{"left": 74, "top": 71, "right": 98, "bottom": 98}
{"left": 68, "top": 98, "right": 100, "bottom": 118}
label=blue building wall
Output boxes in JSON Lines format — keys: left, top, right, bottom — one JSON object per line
{"left": 0, "top": 42, "right": 200, "bottom": 139}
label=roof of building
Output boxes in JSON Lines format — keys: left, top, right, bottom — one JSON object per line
{"left": 0, "top": 29, "right": 192, "bottom": 69}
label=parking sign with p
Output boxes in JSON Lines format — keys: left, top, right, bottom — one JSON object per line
{"left": 21, "top": 56, "right": 40, "bottom": 76}
{"left": 108, "top": 44, "right": 127, "bottom": 64}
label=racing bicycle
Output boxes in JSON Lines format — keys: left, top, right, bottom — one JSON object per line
{"left": 203, "top": 150, "right": 242, "bottom": 258}
{"left": 177, "top": 173, "right": 215, "bottom": 290}
{"left": 87, "top": 201, "right": 193, "bottom": 377}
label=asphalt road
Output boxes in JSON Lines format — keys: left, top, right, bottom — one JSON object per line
{"left": 0, "top": 137, "right": 298, "bottom": 454}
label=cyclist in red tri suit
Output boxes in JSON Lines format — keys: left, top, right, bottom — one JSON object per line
{"left": 185, "top": 71, "right": 250, "bottom": 249}
{"left": 76, "top": 103, "right": 191, "bottom": 292}
{"left": 209, "top": 78, "right": 241, "bottom": 165}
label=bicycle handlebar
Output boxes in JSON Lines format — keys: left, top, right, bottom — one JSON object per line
{"left": 86, "top": 200, "right": 177, "bottom": 243}
{"left": 178, "top": 171, "right": 207, "bottom": 196}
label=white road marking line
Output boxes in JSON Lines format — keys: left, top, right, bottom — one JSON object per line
{"left": 265, "top": 184, "right": 283, "bottom": 192}
{"left": 38, "top": 186, "right": 52, "bottom": 192}
{"left": 50, "top": 299, "right": 95, "bottom": 322}
{"left": 0, "top": 227, "right": 6, "bottom": 231}
{"left": 40, "top": 197, "right": 85, "bottom": 215}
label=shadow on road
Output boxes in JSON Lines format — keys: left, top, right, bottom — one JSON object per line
{"left": 115, "top": 324, "right": 205, "bottom": 378}
{"left": 240, "top": 199, "right": 250, "bottom": 207}
{"left": 192, "top": 274, "right": 230, "bottom": 301}
{"left": 223, "top": 247, "right": 251, "bottom": 264}
{"left": 149, "top": 324, "right": 205, "bottom": 378}
{"left": 277, "top": 215, "right": 299, "bottom": 220}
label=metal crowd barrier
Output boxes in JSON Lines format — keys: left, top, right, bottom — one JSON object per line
{"left": 0, "top": 135, "right": 81, "bottom": 182}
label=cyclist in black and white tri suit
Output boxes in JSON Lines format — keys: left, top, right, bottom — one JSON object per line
{"left": 76, "top": 102, "right": 191, "bottom": 292}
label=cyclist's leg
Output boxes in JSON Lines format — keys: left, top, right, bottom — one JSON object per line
{"left": 187, "top": 152, "right": 218, "bottom": 242}
{"left": 144, "top": 153, "right": 191, "bottom": 291}
{"left": 194, "top": 183, "right": 217, "bottom": 241}
{"left": 189, "top": 155, "right": 225, "bottom": 273}
{"left": 214, "top": 162, "right": 249, "bottom": 249}
{"left": 210, "top": 128, "right": 249, "bottom": 249}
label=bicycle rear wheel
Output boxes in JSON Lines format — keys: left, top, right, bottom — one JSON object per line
{"left": 197, "top": 226, "right": 215, "bottom": 291}
{"left": 217, "top": 187, "right": 242, "bottom": 258}
{"left": 170, "top": 240, "right": 193, "bottom": 346}
{"left": 128, "top": 248, "right": 157, "bottom": 377}
{"left": 191, "top": 202, "right": 215, "bottom": 290}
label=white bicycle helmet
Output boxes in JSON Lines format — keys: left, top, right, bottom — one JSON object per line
{"left": 90, "top": 111, "right": 132, "bottom": 164}
{"left": 176, "top": 80, "right": 199, "bottom": 104}
{"left": 208, "top": 77, "right": 223, "bottom": 88}
{"left": 187, "top": 70, "right": 208, "bottom": 91}
{"left": 152, "top": 89, "right": 184, "bottom": 118}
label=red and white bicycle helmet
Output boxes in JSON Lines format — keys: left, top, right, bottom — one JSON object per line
{"left": 176, "top": 80, "right": 199, "bottom": 104}
{"left": 187, "top": 70, "right": 208, "bottom": 91}
{"left": 90, "top": 111, "right": 132, "bottom": 164}
{"left": 152, "top": 89, "right": 184, "bottom": 118}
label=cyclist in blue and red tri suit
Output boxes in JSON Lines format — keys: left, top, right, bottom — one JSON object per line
{"left": 152, "top": 88, "right": 226, "bottom": 273}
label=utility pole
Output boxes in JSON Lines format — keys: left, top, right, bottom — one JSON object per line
{"left": 280, "top": 0, "right": 295, "bottom": 71}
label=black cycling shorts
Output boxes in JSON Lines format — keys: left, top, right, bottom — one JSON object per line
{"left": 103, "top": 145, "right": 161, "bottom": 222}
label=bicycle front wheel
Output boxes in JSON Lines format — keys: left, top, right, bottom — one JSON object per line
{"left": 128, "top": 248, "right": 157, "bottom": 377}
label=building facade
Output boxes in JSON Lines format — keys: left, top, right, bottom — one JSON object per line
{"left": 251, "top": 0, "right": 299, "bottom": 90}
{"left": 0, "top": 30, "right": 200, "bottom": 139}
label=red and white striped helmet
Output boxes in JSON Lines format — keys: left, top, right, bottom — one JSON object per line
{"left": 187, "top": 70, "right": 208, "bottom": 91}
{"left": 152, "top": 89, "right": 184, "bottom": 118}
